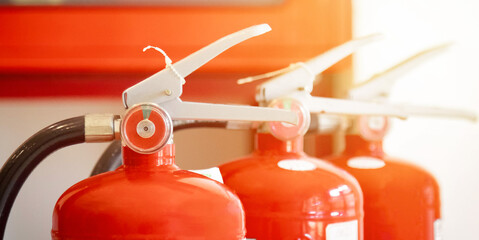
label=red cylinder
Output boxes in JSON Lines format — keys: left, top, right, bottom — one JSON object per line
{"left": 325, "top": 135, "right": 441, "bottom": 240}
{"left": 52, "top": 144, "right": 246, "bottom": 239}
{"left": 219, "top": 133, "right": 364, "bottom": 240}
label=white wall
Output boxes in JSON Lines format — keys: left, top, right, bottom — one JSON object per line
{"left": 353, "top": 0, "right": 479, "bottom": 239}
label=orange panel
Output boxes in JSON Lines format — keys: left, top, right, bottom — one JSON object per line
{"left": 0, "top": 0, "right": 351, "bottom": 74}
{"left": 0, "top": 0, "right": 351, "bottom": 102}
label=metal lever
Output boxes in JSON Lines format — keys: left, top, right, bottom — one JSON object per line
{"left": 161, "top": 99, "right": 298, "bottom": 124}
{"left": 256, "top": 34, "right": 381, "bottom": 102}
{"left": 349, "top": 43, "right": 451, "bottom": 101}
{"left": 299, "top": 95, "right": 407, "bottom": 119}
{"left": 123, "top": 24, "right": 271, "bottom": 109}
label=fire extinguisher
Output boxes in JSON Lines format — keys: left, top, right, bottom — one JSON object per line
{"left": 218, "top": 35, "right": 417, "bottom": 240}
{"left": 0, "top": 24, "right": 300, "bottom": 240}
{"left": 324, "top": 110, "right": 474, "bottom": 240}
{"left": 320, "top": 43, "right": 477, "bottom": 240}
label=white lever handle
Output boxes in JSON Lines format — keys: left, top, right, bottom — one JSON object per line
{"left": 174, "top": 24, "right": 271, "bottom": 79}
{"left": 161, "top": 99, "right": 298, "bottom": 124}
{"left": 305, "top": 34, "right": 382, "bottom": 76}
{"left": 301, "top": 95, "right": 407, "bottom": 119}
{"left": 123, "top": 24, "right": 271, "bottom": 108}
{"left": 394, "top": 103, "right": 476, "bottom": 122}
{"left": 349, "top": 43, "right": 451, "bottom": 100}
{"left": 305, "top": 95, "right": 475, "bottom": 122}
{"left": 256, "top": 34, "right": 381, "bottom": 102}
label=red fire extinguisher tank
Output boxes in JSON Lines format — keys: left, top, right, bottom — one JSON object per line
{"left": 219, "top": 133, "right": 363, "bottom": 240}
{"left": 52, "top": 144, "right": 246, "bottom": 239}
{"left": 325, "top": 134, "right": 441, "bottom": 240}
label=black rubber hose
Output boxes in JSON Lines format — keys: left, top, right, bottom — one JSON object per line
{"left": 172, "top": 121, "right": 227, "bottom": 132}
{"left": 90, "top": 121, "right": 227, "bottom": 176}
{"left": 90, "top": 140, "right": 122, "bottom": 176}
{"left": 0, "top": 116, "right": 85, "bottom": 239}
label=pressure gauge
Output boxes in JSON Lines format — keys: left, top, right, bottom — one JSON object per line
{"left": 359, "top": 115, "right": 389, "bottom": 141}
{"left": 267, "top": 98, "right": 310, "bottom": 141}
{"left": 121, "top": 103, "right": 173, "bottom": 154}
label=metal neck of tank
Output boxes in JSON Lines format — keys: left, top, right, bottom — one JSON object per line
{"left": 343, "top": 134, "right": 384, "bottom": 157}
{"left": 122, "top": 144, "right": 177, "bottom": 168}
{"left": 254, "top": 133, "right": 304, "bottom": 154}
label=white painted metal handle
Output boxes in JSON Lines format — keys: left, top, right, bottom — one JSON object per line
{"left": 349, "top": 43, "right": 451, "bottom": 100}
{"left": 161, "top": 99, "right": 298, "bottom": 124}
{"left": 123, "top": 24, "right": 271, "bottom": 108}
{"left": 394, "top": 104, "right": 476, "bottom": 122}
{"left": 303, "top": 95, "right": 407, "bottom": 119}
{"left": 256, "top": 34, "right": 381, "bottom": 102}
{"left": 173, "top": 24, "right": 271, "bottom": 78}
{"left": 304, "top": 34, "right": 382, "bottom": 76}
{"left": 306, "top": 96, "right": 476, "bottom": 122}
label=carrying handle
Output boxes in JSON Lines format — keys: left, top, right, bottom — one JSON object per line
{"left": 301, "top": 95, "right": 408, "bottom": 119}
{"left": 123, "top": 24, "right": 271, "bottom": 109}
{"left": 349, "top": 43, "right": 451, "bottom": 100}
{"left": 392, "top": 104, "right": 476, "bottom": 122}
{"left": 161, "top": 99, "right": 298, "bottom": 124}
{"left": 253, "top": 34, "right": 381, "bottom": 102}
{"left": 305, "top": 95, "right": 476, "bottom": 122}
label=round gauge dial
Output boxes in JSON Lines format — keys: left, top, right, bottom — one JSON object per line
{"left": 358, "top": 115, "right": 389, "bottom": 141}
{"left": 121, "top": 103, "right": 173, "bottom": 154}
{"left": 267, "top": 98, "right": 310, "bottom": 141}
